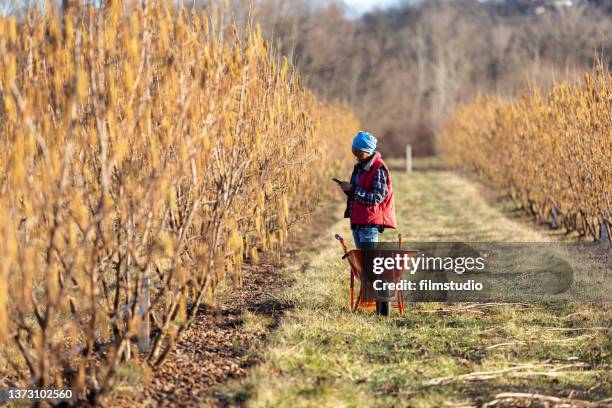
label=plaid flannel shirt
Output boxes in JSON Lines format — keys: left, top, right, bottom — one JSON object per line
{"left": 348, "top": 156, "right": 389, "bottom": 230}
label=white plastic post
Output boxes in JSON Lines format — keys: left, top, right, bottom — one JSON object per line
{"left": 139, "top": 277, "right": 150, "bottom": 353}
{"left": 406, "top": 145, "right": 412, "bottom": 173}
{"left": 599, "top": 220, "right": 610, "bottom": 245}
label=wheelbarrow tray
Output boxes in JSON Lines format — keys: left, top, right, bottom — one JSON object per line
{"left": 344, "top": 248, "right": 419, "bottom": 313}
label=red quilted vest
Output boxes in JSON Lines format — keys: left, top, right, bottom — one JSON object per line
{"left": 343, "top": 152, "right": 397, "bottom": 229}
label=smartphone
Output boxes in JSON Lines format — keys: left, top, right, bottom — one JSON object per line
{"left": 332, "top": 178, "right": 343, "bottom": 184}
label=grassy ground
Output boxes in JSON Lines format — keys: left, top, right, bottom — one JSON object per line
{"left": 217, "top": 167, "right": 611, "bottom": 407}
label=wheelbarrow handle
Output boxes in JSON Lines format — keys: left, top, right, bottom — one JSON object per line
{"left": 335, "top": 234, "right": 349, "bottom": 254}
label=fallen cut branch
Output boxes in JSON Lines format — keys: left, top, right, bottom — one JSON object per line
{"left": 423, "top": 363, "right": 592, "bottom": 386}
{"left": 419, "top": 308, "right": 484, "bottom": 314}
{"left": 484, "top": 392, "right": 612, "bottom": 407}
{"left": 484, "top": 334, "right": 596, "bottom": 350}
{"left": 543, "top": 334, "right": 594, "bottom": 344}
{"left": 540, "top": 327, "right": 611, "bottom": 332}
{"left": 460, "top": 302, "right": 532, "bottom": 310}
{"left": 485, "top": 341, "right": 527, "bottom": 350}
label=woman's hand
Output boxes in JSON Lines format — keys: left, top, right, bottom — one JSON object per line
{"left": 339, "top": 181, "right": 352, "bottom": 192}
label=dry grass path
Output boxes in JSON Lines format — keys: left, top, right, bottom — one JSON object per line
{"left": 217, "top": 169, "right": 611, "bottom": 407}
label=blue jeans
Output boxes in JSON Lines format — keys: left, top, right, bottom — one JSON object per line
{"left": 352, "top": 227, "right": 389, "bottom": 315}
{"left": 352, "top": 227, "right": 379, "bottom": 249}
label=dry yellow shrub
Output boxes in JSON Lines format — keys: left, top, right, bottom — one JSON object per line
{"left": 0, "top": 1, "right": 358, "bottom": 402}
{"left": 441, "top": 64, "right": 611, "bottom": 241}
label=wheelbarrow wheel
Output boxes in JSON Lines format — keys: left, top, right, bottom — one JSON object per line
{"left": 376, "top": 301, "right": 389, "bottom": 316}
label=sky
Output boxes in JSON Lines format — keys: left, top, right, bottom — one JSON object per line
{"left": 344, "top": 0, "right": 398, "bottom": 13}
{"left": 342, "top": 0, "right": 402, "bottom": 14}
{"left": 337, "top": 0, "right": 418, "bottom": 18}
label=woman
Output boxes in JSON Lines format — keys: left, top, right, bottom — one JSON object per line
{"left": 338, "top": 131, "right": 397, "bottom": 315}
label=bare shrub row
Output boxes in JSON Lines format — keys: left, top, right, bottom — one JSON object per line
{"left": 0, "top": 1, "right": 358, "bottom": 403}
{"left": 441, "top": 64, "right": 611, "bottom": 241}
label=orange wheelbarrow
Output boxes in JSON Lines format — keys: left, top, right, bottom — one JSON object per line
{"left": 335, "top": 233, "right": 412, "bottom": 316}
